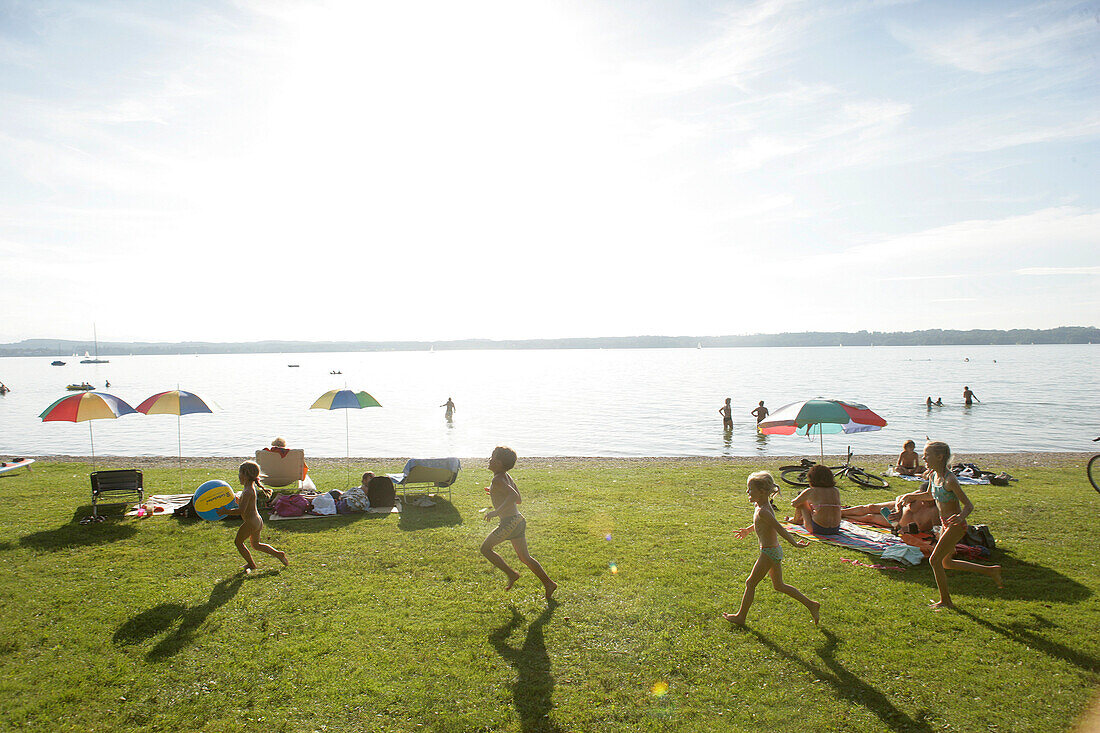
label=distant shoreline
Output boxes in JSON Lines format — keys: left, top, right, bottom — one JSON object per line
{"left": 20, "top": 452, "right": 1092, "bottom": 470}
{"left": 1, "top": 327, "right": 1097, "bottom": 357}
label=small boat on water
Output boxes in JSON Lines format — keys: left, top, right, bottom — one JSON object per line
{"left": 288, "top": 364, "right": 300, "bottom": 368}
{"left": 51, "top": 360, "right": 66, "bottom": 366}
{"left": 67, "top": 383, "right": 94, "bottom": 391}
{"left": 330, "top": 370, "right": 342, "bottom": 374}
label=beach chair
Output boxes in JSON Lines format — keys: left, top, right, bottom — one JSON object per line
{"left": 254, "top": 449, "right": 313, "bottom": 490}
{"left": 90, "top": 469, "right": 144, "bottom": 517}
{"left": 387, "top": 458, "right": 460, "bottom": 504}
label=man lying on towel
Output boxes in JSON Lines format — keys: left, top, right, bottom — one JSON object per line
{"left": 841, "top": 491, "right": 939, "bottom": 534}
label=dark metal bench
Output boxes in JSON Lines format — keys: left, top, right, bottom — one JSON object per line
{"left": 90, "top": 469, "right": 144, "bottom": 517}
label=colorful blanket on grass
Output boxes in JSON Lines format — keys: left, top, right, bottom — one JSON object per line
{"left": 884, "top": 468, "right": 989, "bottom": 485}
{"left": 267, "top": 503, "right": 400, "bottom": 520}
{"left": 784, "top": 520, "right": 925, "bottom": 566}
{"left": 125, "top": 494, "right": 191, "bottom": 516}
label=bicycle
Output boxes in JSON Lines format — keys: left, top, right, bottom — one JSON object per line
{"left": 1088, "top": 437, "right": 1100, "bottom": 493}
{"left": 779, "top": 446, "right": 890, "bottom": 489}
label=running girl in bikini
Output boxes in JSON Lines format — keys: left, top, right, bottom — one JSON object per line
{"left": 903, "top": 441, "right": 1002, "bottom": 609}
{"left": 723, "top": 471, "right": 819, "bottom": 626}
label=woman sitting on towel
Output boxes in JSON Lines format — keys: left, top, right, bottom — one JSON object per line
{"left": 790, "top": 465, "right": 842, "bottom": 536}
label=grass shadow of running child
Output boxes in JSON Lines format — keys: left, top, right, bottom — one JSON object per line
{"left": 489, "top": 601, "right": 561, "bottom": 733}
{"left": 745, "top": 627, "right": 936, "bottom": 733}
{"left": 112, "top": 571, "right": 267, "bottom": 662}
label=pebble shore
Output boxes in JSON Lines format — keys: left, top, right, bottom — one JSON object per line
{"left": 22, "top": 452, "right": 1093, "bottom": 471}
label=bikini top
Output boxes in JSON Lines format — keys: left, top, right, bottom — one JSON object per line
{"left": 930, "top": 476, "right": 957, "bottom": 503}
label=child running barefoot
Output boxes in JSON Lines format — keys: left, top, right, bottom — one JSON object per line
{"left": 906, "top": 441, "right": 1002, "bottom": 609}
{"left": 723, "top": 471, "right": 820, "bottom": 626}
{"left": 480, "top": 446, "right": 557, "bottom": 600}
{"left": 217, "top": 460, "right": 289, "bottom": 573}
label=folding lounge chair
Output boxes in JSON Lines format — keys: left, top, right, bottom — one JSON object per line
{"left": 387, "top": 458, "right": 460, "bottom": 504}
{"left": 90, "top": 469, "right": 144, "bottom": 517}
{"left": 254, "top": 449, "right": 314, "bottom": 490}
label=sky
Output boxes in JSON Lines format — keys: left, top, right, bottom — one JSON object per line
{"left": 0, "top": 0, "right": 1097, "bottom": 343}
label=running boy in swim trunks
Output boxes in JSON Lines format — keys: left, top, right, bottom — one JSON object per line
{"left": 480, "top": 446, "right": 557, "bottom": 600}
{"left": 723, "top": 471, "right": 819, "bottom": 626}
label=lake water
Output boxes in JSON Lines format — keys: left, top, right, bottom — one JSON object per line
{"left": 0, "top": 345, "right": 1095, "bottom": 459}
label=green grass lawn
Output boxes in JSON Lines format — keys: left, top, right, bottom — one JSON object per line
{"left": 1, "top": 458, "right": 1098, "bottom": 732}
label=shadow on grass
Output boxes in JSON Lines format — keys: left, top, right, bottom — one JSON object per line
{"left": 881, "top": 549, "right": 1092, "bottom": 604}
{"left": 955, "top": 608, "right": 1100, "bottom": 673}
{"left": 265, "top": 511, "right": 391, "bottom": 534}
{"left": 17, "top": 506, "right": 137, "bottom": 551}
{"left": 112, "top": 572, "right": 264, "bottom": 661}
{"left": 398, "top": 499, "right": 462, "bottom": 531}
{"left": 490, "top": 601, "right": 561, "bottom": 733}
{"left": 745, "top": 628, "right": 934, "bottom": 733}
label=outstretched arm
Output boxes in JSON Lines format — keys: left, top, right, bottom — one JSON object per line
{"left": 761, "top": 510, "right": 809, "bottom": 546}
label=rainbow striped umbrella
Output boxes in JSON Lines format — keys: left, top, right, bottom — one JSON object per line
{"left": 39, "top": 392, "right": 137, "bottom": 471}
{"left": 136, "top": 390, "right": 213, "bottom": 489}
{"left": 311, "top": 389, "right": 382, "bottom": 484}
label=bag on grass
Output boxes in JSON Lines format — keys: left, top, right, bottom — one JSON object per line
{"left": 367, "top": 476, "right": 397, "bottom": 508}
{"left": 272, "top": 494, "right": 310, "bottom": 517}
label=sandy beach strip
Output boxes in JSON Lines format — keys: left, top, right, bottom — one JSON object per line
{"left": 18, "top": 452, "right": 1094, "bottom": 471}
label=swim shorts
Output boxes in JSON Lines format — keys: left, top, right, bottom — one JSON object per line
{"left": 486, "top": 514, "right": 526, "bottom": 545}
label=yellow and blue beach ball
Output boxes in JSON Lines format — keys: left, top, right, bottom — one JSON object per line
{"left": 193, "top": 480, "right": 237, "bottom": 521}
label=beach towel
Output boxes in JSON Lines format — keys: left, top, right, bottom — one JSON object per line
{"left": 884, "top": 468, "right": 989, "bottom": 485}
{"left": 125, "top": 494, "right": 192, "bottom": 516}
{"left": 784, "top": 520, "right": 925, "bottom": 565}
{"left": 267, "top": 502, "right": 400, "bottom": 520}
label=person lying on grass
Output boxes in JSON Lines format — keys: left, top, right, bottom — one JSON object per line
{"left": 724, "top": 471, "right": 819, "bottom": 626}
{"left": 480, "top": 446, "right": 557, "bottom": 600}
{"left": 906, "top": 441, "right": 1002, "bottom": 609}
{"left": 217, "top": 460, "right": 289, "bottom": 574}
{"left": 841, "top": 494, "right": 939, "bottom": 534}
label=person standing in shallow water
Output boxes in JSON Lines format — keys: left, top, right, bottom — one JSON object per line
{"left": 963, "top": 386, "right": 979, "bottom": 406}
{"left": 751, "top": 401, "right": 769, "bottom": 425}
{"left": 441, "top": 397, "right": 456, "bottom": 421}
{"left": 719, "top": 398, "right": 733, "bottom": 429}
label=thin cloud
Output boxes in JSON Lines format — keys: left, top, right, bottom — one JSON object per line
{"left": 1016, "top": 266, "right": 1100, "bottom": 276}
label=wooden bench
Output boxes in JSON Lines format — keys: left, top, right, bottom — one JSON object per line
{"left": 90, "top": 469, "right": 144, "bottom": 517}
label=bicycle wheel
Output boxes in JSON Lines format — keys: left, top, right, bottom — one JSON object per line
{"left": 847, "top": 467, "right": 890, "bottom": 489}
{"left": 1088, "top": 454, "right": 1100, "bottom": 493}
{"left": 779, "top": 466, "right": 811, "bottom": 487}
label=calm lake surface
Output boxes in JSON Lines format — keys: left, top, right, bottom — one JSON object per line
{"left": 0, "top": 345, "right": 1095, "bottom": 459}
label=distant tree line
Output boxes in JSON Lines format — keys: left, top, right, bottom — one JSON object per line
{"left": 1, "top": 327, "right": 1096, "bottom": 357}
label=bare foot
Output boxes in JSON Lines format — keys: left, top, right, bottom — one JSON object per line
{"left": 504, "top": 570, "right": 520, "bottom": 591}
{"left": 808, "top": 600, "right": 820, "bottom": 626}
{"left": 991, "top": 566, "right": 1003, "bottom": 588}
{"left": 722, "top": 612, "right": 745, "bottom": 626}
{"left": 544, "top": 580, "right": 558, "bottom": 601}
{"left": 929, "top": 600, "right": 954, "bottom": 610}
{"left": 276, "top": 551, "right": 289, "bottom": 568}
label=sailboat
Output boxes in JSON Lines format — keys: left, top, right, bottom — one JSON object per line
{"left": 80, "top": 325, "right": 109, "bottom": 364}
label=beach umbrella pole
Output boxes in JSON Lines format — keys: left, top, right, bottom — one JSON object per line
{"left": 89, "top": 423, "right": 96, "bottom": 473}
{"left": 177, "top": 414, "right": 183, "bottom": 492}
{"left": 345, "top": 409, "right": 350, "bottom": 487}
